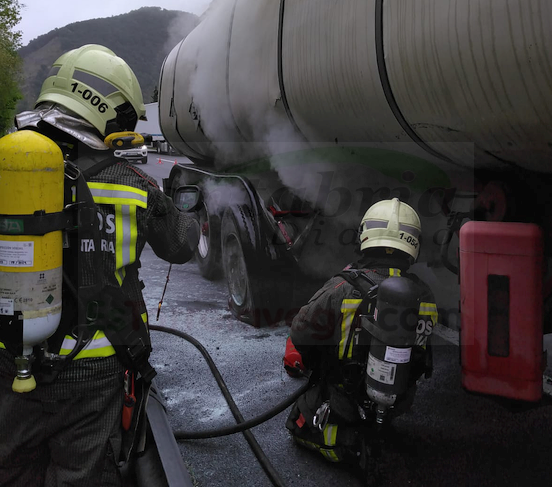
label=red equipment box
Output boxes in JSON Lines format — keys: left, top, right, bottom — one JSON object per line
{"left": 459, "top": 221, "right": 544, "bottom": 402}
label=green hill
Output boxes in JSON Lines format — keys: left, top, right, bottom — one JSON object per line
{"left": 17, "top": 7, "right": 198, "bottom": 111}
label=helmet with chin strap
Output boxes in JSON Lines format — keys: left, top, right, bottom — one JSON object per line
{"left": 35, "top": 44, "right": 146, "bottom": 136}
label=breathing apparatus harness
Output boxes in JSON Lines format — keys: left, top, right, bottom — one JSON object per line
{"left": 59, "top": 155, "right": 154, "bottom": 382}
{"left": 333, "top": 269, "right": 379, "bottom": 390}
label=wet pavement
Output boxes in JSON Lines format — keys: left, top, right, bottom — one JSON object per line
{"left": 139, "top": 243, "right": 552, "bottom": 487}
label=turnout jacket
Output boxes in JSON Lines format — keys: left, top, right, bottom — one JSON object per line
{"left": 57, "top": 154, "right": 199, "bottom": 359}
{"left": 285, "top": 256, "right": 438, "bottom": 463}
{"left": 290, "top": 256, "right": 438, "bottom": 383}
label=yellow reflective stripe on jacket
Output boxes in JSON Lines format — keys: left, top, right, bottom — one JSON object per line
{"left": 294, "top": 429, "right": 340, "bottom": 462}
{"left": 295, "top": 438, "right": 339, "bottom": 460}
{"left": 58, "top": 308, "right": 147, "bottom": 360}
{"left": 389, "top": 268, "right": 401, "bottom": 276}
{"left": 88, "top": 182, "right": 146, "bottom": 286}
{"left": 320, "top": 424, "right": 340, "bottom": 462}
{"left": 113, "top": 204, "right": 138, "bottom": 285}
{"left": 0, "top": 342, "right": 5, "bottom": 349}
{"left": 323, "top": 424, "right": 338, "bottom": 446}
{"left": 87, "top": 183, "right": 148, "bottom": 208}
{"left": 59, "top": 329, "right": 116, "bottom": 359}
{"left": 320, "top": 449, "right": 340, "bottom": 462}
{"left": 419, "top": 301, "right": 438, "bottom": 324}
{"left": 339, "top": 299, "right": 362, "bottom": 360}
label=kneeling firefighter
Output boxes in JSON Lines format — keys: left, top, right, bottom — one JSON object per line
{"left": 285, "top": 198, "right": 438, "bottom": 472}
{"left": 0, "top": 44, "right": 199, "bottom": 486}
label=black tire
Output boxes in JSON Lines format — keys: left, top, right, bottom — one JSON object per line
{"left": 221, "top": 206, "right": 279, "bottom": 327}
{"left": 195, "top": 202, "right": 223, "bottom": 280}
{"left": 141, "top": 156, "right": 148, "bottom": 164}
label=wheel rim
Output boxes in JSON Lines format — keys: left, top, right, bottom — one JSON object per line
{"left": 226, "top": 236, "right": 248, "bottom": 307}
{"left": 197, "top": 211, "right": 209, "bottom": 259}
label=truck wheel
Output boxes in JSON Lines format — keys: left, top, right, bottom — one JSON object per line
{"left": 221, "top": 206, "right": 276, "bottom": 327}
{"left": 225, "top": 231, "right": 249, "bottom": 311}
{"left": 195, "top": 202, "right": 223, "bottom": 280}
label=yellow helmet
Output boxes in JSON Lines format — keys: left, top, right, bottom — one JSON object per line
{"left": 359, "top": 198, "right": 422, "bottom": 260}
{"left": 35, "top": 44, "right": 146, "bottom": 136}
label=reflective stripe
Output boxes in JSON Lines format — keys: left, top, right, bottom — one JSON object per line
{"left": 88, "top": 183, "right": 148, "bottom": 208}
{"left": 321, "top": 424, "right": 340, "bottom": 462}
{"left": 73, "top": 69, "right": 119, "bottom": 97}
{"left": 419, "top": 302, "right": 438, "bottom": 324}
{"left": 363, "top": 220, "right": 420, "bottom": 238}
{"left": 295, "top": 432, "right": 341, "bottom": 462}
{"left": 389, "top": 268, "right": 401, "bottom": 276}
{"left": 59, "top": 329, "right": 116, "bottom": 359}
{"left": 88, "top": 183, "right": 143, "bottom": 286}
{"left": 141, "top": 312, "right": 148, "bottom": 323}
{"left": 320, "top": 449, "right": 340, "bottom": 462}
{"left": 0, "top": 342, "right": 5, "bottom": 349}
{"left": 114, "top": 204, "right": 137, "bottom": 285}
{"left": 339, "top": 299, "right": 362, "bottom": 360}
{"left": 323, "top": 424, "right": 338, "bottom": 446}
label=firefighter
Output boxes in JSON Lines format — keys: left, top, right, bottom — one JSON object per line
{"left": 0, "top": 45, "right": 199, "bottom": 486}
{"left": 285, "top": 198, "right": 438, "bottom": 469}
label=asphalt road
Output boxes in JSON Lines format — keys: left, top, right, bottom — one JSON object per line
{"left": 133, "top": 156, "right": 552, "bottom": 487}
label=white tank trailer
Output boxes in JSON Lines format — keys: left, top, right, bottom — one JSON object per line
{"left": 159, "top": 0, "right": 552, "bottom": 329}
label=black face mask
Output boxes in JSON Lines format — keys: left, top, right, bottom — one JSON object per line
{"left": 105, "top": 102, "right": 138, "bottom": 135}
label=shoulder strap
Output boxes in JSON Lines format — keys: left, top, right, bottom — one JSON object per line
{"left": 45, "top": 161, "right": 104, "bottom": 355}
{"left": 335, "top": 269, "right": 379, "bottom": 316}
{"left": 81, "top": 154, "right": 120, "bottom": 179}
{"left": 333, "top": 269, "right": 379, "bottom": 367}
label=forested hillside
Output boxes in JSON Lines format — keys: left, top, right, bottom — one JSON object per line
{"left": 17, "top": 7, "right": 198, "bottom": 111}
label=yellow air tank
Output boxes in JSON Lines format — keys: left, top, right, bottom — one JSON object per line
{"left": 0, "top": 130, "right": 64, "bottom": 393}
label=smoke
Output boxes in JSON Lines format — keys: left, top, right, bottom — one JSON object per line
{"left": 163, "top": 11, "right": 201, "bottom": 54}
{"left": 201, "top": 178, "right": 249, "bottom": 216}
{"left": 181, "top": 0, "right": 459, "bottom": 279}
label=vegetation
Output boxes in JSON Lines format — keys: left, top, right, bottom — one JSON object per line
{"left": 0, "top": 0, "right": 22, "bottom": 135}
{"left": 17, "top": 7, "right": 198, "bottom": 112}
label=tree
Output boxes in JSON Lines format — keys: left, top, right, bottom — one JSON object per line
{"left": 0, "top": 0, "right": 23, "bottom": 136}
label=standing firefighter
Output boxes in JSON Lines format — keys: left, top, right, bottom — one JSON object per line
{"left": 285, "top": 198, "right": 437, "bottom": 473}
{"left": 0, "top": 45, "right": 199, "bottom": 486}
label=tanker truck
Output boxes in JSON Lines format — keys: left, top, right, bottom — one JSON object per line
{"left": 159, "top": 0, "right": 552, "bottom": 399}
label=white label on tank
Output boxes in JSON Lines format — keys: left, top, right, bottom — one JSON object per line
{"left": 384, "top": 346, "right": 412, "bottom": 364}
{"left": 367, "top": 353, "right": 397, "bottom": 385}
{"left": 0, "top": 298, "right": 14, "bottom": 316}
{"left": 0, "top": 241, "right": 34, "bottom": 267}
{"left": 0, "top": 268, "right": 61, "bottom": 312}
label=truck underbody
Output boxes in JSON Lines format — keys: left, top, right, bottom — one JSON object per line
{"left": 159, "top": 0, "right": 552, "bottom": 414}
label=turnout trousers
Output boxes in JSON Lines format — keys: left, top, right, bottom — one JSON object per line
{"left": 0, "top": 351, "right": 124, "bottom": 487}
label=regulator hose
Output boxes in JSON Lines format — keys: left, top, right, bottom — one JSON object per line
{"left": 149, "top": 324, "right": 308, "bottom": 487}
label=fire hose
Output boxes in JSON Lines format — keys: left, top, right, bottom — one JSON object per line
{"left": 149, "top": 324, "right": 310, "bottom": 487}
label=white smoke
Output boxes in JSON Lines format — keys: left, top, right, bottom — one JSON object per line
{"left": 163, "top": 11, "right": 201, "bottom": 54}
{"left": 181, "top": 0, "right": 459, "bottom": 279}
